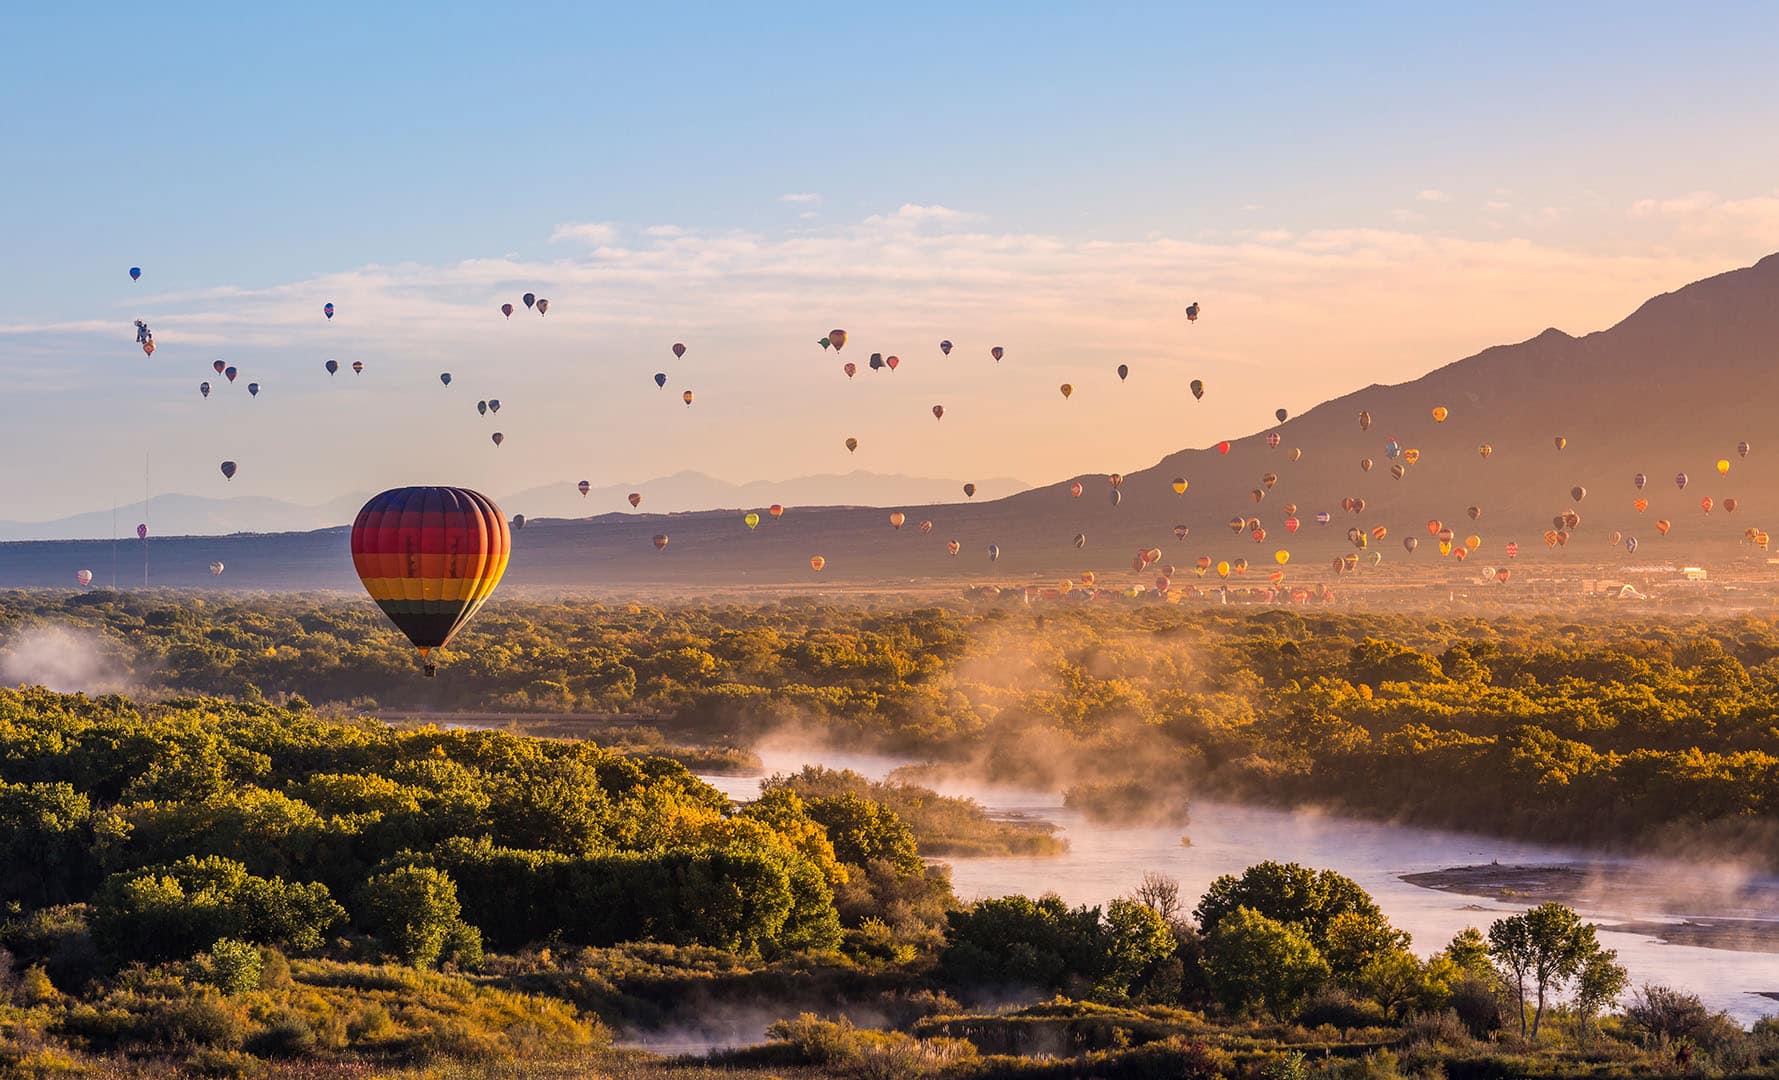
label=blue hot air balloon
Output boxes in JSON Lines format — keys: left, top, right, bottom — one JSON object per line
{"left": 129, "top": 267, "right": 141, "bottom": 281}
{"left": 654, "top": 372, "right": 668, "bottom": 388}
{"left": 323, "top": 302, "right": 335, "bottom": 319}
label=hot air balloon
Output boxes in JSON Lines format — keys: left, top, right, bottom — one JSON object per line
{"left": 1073, "top": 533, "right": 1088, "bottom": 549}
{"left": 502, "top": 303, "right": 514, "bottom": 318}
{"left": 918, "top": 519, "right": 935, "bottom": 535}
{"left": 744, "top": 512, "right": 760, "bottom": 530}
{"left": 1361, "top": 458, "right": 1374, "bottom": 472}
{"left": 535, "top": 298, "right": 548, "bottom": 315}
{"left": 1656, "top": 519, "right": 1671, "bottom": 535}
{"left": 1217, "top": 441, "right": 1231, "bottom": 455}
{"left": 578, "top": 481, "right": 591, "bottom": 497}
{"left": 1352, "top": 498, "right": 1367, "bottom": 514}
{"left": 476, "top": 401, "right": 489, "bottom": 416}
{"left": 1725, "top": 497, "right": 1739, "bottom": 513}
{"left": 1317, "top": 512, "right": 1332, "bottom": 525}
{"left": 883, "top": 355, "right": 899, "bottom": 371}
{"left": 325, "top": 359, "right": 339, "bottom": 375}
{"left": 1358, "top": 411, "right": 1372, "bottom": 431}
{"left": 1251, "top": 488, "right": 1266, "bottom": 503}
{"left": 1290, "top": 448, "right": 1303, "bottom": 462}
{"left": 352, "top": 361, "right": 364, "bottom": 375}
{"left": 1403, "top": 448, "right": 1421, "bottom": 466}
{"left": 653, "top": 534, "right": 669, "bottom": 550}
{"left": 940, "top": 340, "right": 953, "bottom": 355}
{"left": 440, "top": 373, "right": 452, "bottom": 386}
{"left": 324, "top": 302, "right": 335, "bottom": 319}
{"left": 987, "top": 544, "right": 1000, "bottom": 561}
{"left": 682, "top": 390, "right": 694, "bottom": 406}
{"left": 1478, "top": 444, "right": 1493, "bottom": 459}
{"left": 1285, "top": 516, "right": 1300, "bottom": 533}
{"left": 947, "top": 540, "right": 960, "bottom": 555}
{"left": 1504, "top": 541, "right": 1519, "bottom": 558}
{"left": 1625, "top": 537, "right": 1639, "bottom": 554}
{"left": 1403, "top": 537, "right": 1419, "bottom": 553}
{"left": 219, "top": 461, "right": 236, "bottom": 480}
{"left": 1070, "top": 482, "right": 1083, "bottom": 498}
{"left": 199, "top": 382, "right": 211, "bottom": 398}
{"left": 1717, "top": 459, "right": 1731, "bottom": 476}
{"left": 810, "top": 555, "right": 825, "bottom": 572}
{"left": 628, "top": 492, "right": 643, "bottom": 508}
{"left": 1554, "top": 436, "right": 1567, "bottom": 450}
{"left": 651, "top": 373, "right": 668, "bottom": 390}
{"left": 845, "top": 437, "right": 858, "bottom": 453}
{"left": 1185, "top": 302, "right": 1200, "bottom": 322}
{"left": 490, "top": 431, "right": 505, "bottom": 447}
{"left": 76, "top": 569, "right": 93, "bottom": 587}
{"left": 963, "top": 483, "right": 977, "bottom": 498}
{"left": 350, "top": 487, "right": 510, "bottom": 675}
{"left": 523, "top": 293, "right": 536, "bottom": 310}
{"left": 1571, "top": 486, "right": 1586, "bottom": 502}
{"left": 210, "top": 561, "right": 225, "bottom": 575}
{"left": 769, "top": 504, "right": 784, "bottom": 519}
{"left": 1701, "top": 497, "right": 1715, "bottom": 513}
{"left": 511, "top": 515, "right": 525, "bottom": 532}
{"left": 933, "top": 405, "right": 945, "bottom": 420}
{"left": 889, "top": 512, "right": 906, "bottom": 530}
{"left": 1265, "top": 433, "right": 1282, "bottom": 449}
{"left": 1190, "top": 380, "right": 1205, "bottom": 400}
{"left": 1216, "top": 560, "right": 1230, "bottom": 579}
{"left": 1675, "top": 472, "right": 1689, "bottom": 490}
{"left": 1118, "top": 364, "right": 1130, "bottom": 382}
{"left": 1738, "top": 440, "right": 1751, "bottom": 459}
{"left": 828, "top": 330, "right": 847, "bottom": 351}
{"left": 1274, "top": 550, "right": 1290, "bottom": 565}
{"left": 1110, "top": 489, "right": 1122, "bottom": 507}
{"left": 1431, "top": 406, "right": 1449, "bottom": 423}
{"left": 1172, "top": 525, "right": 1190, "bottom": 540}
{"left": 1108, "top": 474, "right": 1124, "bottom": 489}
{"left": 1634, "top": 498, "right": 1649, "bottom": 513}
{"left": 248, "top": 383, "right": 259, "bottom": 397}
{"left": 1633, "top": 473, "right": 1647, "bottom": 490}
{"left": 991, "top": 346, "right": 1004, "bottom": 362}
{"left": 1283, "top": 502, "right": 1297, "bottom": 516}
{"left": 142, "top": 341, "right": 154, "bottom": 357}
{"left": 213, "top": 360, "right": 227, "bottom": 374}
{"left": 137, "top": 524, "right": 148, "bottom": 540}
{"left": 1171, "top": 477, "right": 1188, "bottom": 495}
{"left": 1059, "top": 384, "right": 1072, "bottom": 399}
{"left": 129, "top": 267, "right": 141, "bottom": 281}
{"left": 1275, "top": 408, "right": 1290, "bottom": 424}
{"left": 840, "top": 363, "right": 855, "bottom": 379}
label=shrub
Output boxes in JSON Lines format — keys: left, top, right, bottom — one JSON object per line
{"left": 200, "top": 938, "right": 262, "bottom": 996}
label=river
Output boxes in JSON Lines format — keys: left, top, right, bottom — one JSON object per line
{"left": 701, "top": 745, "right": 1779, "bottom": 1027}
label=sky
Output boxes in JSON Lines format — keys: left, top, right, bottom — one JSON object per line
{"left": 2, "top": 2, "right": 1778, "bottom": 521}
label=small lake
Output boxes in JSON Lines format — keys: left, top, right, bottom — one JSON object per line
{"left": 704, "top": 745, "right": 1779, "bottom": 1026}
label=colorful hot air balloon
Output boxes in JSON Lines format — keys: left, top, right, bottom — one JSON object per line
{"left": 1554, "top": 436, "right": 1567, "bottom": 450}
{"left": 947, "top": 540, "right": 960, "bottom": 555}
{"left": 477, "top": 401, "right": 488, "bottom": 416}
{"left": 1571, "top": 486, "right": 1586, "bottom": 502}
{"left": 843, "top": 363, "right": 857, "bottom": 379}
{"left": 213, "top": 360, "right": 227, "bottom": 374}
{"left": 222, "top": 366, "right": 236, "bottom": 383}
{"left": 1109, "top": 489, "right": 1122, "bottom": 507}
{"left": 1701, "top": 497, "right": 1715, "bottom": 513}
{"left": 502, "top": 303, "right": 514, "bottom": 318}
{"left": 1725, "top": 497, "right": 1739, "bottom": 513}
{"left": 1358, "top": 411, "right": 1372, "bottom": 431}
{"left": 918, "top": 519, "right": 934, "bottom": 534}
{"left": 1074, "top": 533, "right": 1088, "bottom": 549}
{"left": 129, "top": 267, "right": 141, "bottom": 281}
{"left": 1059, "top": 383, "right": 1073, "bottom": 399}
{"left": 1634, "top": 472, "right": 1647, "bottom": 490}
{"left": 1361, "top": 457, "right": 1374, "bottom": 473}
{"left": 1479, "top": 444, "right": 1493, "bottom": 459}
{"left": 535, "top": 298, "right": 549, "bottom": 315}
{"left": 142, "top": 341, "right": 154, "bottom": 357}
{"left": 744, "top": 512, "right": 760, "bottom": 530}
{"left": 1625, "top": 537, "right": 1639, "bottom": 554}
{"left": 247, "top": 383, "right": 259, "bottom": 397}
{"left": 653, "top": 534, "right": 669, "bottom": 550}
{"left": 1190, "top": 380, "right": 1205, "bottom": 400}
{"left": 1070, "top": 481, "right": 1083, "bottom": 498}
{"left": 828, "top": 330, "right": 847, "bottom": 351}
{"left": 987, "top": 544, "right": 1000, "bottom": 561}
{"left": 323, "top": 302, "right": 335, "bottom": 319}
{"left": 325, "top": 359, "right": 339, "bottom": 375}
{"left": 810, "top": 555, "right": 825, "bottom": 572}
{"left": 1169, "top": 476, "right": 1189, "bottom": 495}
{"left": 769, "top": 504, "right": 784, "bottom": 519}
{"left": 1634, "top": 497, "right": 1649, "bottom": 513}
{"left": 1431, "top": 406, "right": 1449, "bottom": 423}
{"left": 1290, "top": 448, "right": 1303, "bottom": 462}
{"left": 210, "top": 561, "right": 225, "bottom": 575}
{"left": 1717, "top": 459, "right": 1731, "bottom": 476}
{"left": 1656, "top": 519, "right": 1672, "bottom": 535}
{"left": 940, "top": 340, "right": 953, "bottom": 355}
{"left": 1274, "top": 550, "right": 1290, "bottom": 565}
{"left": 1217, "top": 441, "right": 1231, "bottom": 455}
{"left": 1738, "top": 440, "right": 1751, "bottom": 459}
{"left": 137, "top": 524, "right": 148, "bottom": 540}
{"left": 1284, "top": 516, "right": 1300, "bottom": 533}
{"left": 440, "top": 373, "right": 452, "bottom": 386}
{"left": 628, "top": 493, "right": 642, "bottom": 508}
{"left": 199, "top": 382, "right": 211, "bottom": 398}
{"left": 1316, "top": 511, "right": 1332, "bottom": 525}
{"left": 572, "top": 480, "right": 589, "bottom": 498}
{"left": 1118, "top": 364, "right": 1130, "bottom": 382}
{"left": 523, "top": 293, "right": 536, "bottom": 310}
{"left": 1185, "top": 302, "right": 1200, "bottom": 322}
{"left": 889, "top": 512, "right": 906, "bottom": 530}
{"left": 682, "top": 390, "right": 694, "bottom": 405}
{"left": 350, "top": 487, "right": 510, "bottom": 676}
{"left": 991, "top": 346, "right": 1004, "bottom": 362}
{"left": 963, "top": 483, "right": 976, "bottom": 498}
{"left": 76, "top": 569, "right": 93, "bottom": 587}
{"left": 886, "top": 355, "right": 901, "bottom": 371}
{"left": 1266, "top": 433, "right": 1282, "bottom": 449}
{"left": 845, "top": 437, "right": 858, "bottom": 453}
{"left": 1675, "top": 472, "right": 1688, "bottom": 490}
{"left": 352, "top": 361, "right": 364, "bottom": 375}
{"left": 219, "top": 461, "right": 237, "bottom": 480}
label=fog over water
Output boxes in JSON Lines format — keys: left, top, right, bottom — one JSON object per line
{"left": 706, "top": 746, "right": 1779, "bottom": 1026}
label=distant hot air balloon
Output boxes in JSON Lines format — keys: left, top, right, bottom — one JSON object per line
{"left": 210, "top": 561, "right": 224, "bottom": 575}
{"left": 682, "top": 390, "right": 694, "bottom": 406}
{"left": 843, "top": 363, "right": 857, "bottom": 379}
{"left": 940, "top": 340, "right": 953, "bottom": 355}
{"left": 1266, "top": 433, "right": 1282, "bottom": 449}
{"left": 535, "top": 298, "right": 548, "bottom": 315}
{"left": 1118, "top": 364, "right": 1130, "bottom": 382}
{"left": 1185, "top": 302, "right": 1200, "bottom": 322}
{"left": 219, "top": 461, "right": 236, "bottom": 480}
{"left": 1190, "top": 380, "right": 1205, "bottom": 400}
{"left": 1217, "top": 441, "right": 1231, "bottom": 455}
{"left": 1701, "top": 497, "right": 1714, "bottom": 513}
{"left": 1554, "top": 436, "right": 1567, "bottom": 450}
{"left": 1724, "top": 497, "right": 1739, "bottom": 513}
{"left": 1108, "top": 474, "right": 1124, "bottom": 489}
{"left": 325, "top": 359, "right": 338, "bottom": 375}
{"left": 1290, "top": 448, "right": 1303, "bottom": 462}
{"left": 828, "top": 330, "right": 847, "bottom": 351}
{"left": 1625, "top": 537, "right": 1639, "bottom": 554}
{"left": 947, "top": 540, "right": 960, "bottom": 555}
{"left": 1656, "top": 519, "right": 1672, "bottom": 535}
{"left": 511, "top": 515, "right": 525, "bottom": 531}
{"left": 1738, "top": 440, "right": 1751, "bottom": 459}
{"left": 991, "top": 346, "right": 1004, "bottom": 362}
{"left": 142, "top": 341, "right": 154, "bottom": 356}
{"left": 477, "top": 401, "right": 488, "bottom": 416}
{"left": 933, "top": 404, "right": 945, "bottom": 420}
{"left": 653, "top": 534, "right": 669, "bottom": 550}
{"left": 1717, "top": 459, "right": 1731, "bottom": 476}
{"left": 440, "top": 373, "right": 452, "bottom": 386}
{"left": 350, "top": 487, "right": 511, "bottom": 676}
{"left": 1571, "top": 486, "right": 1586, "bottom": 502}
{"left": 572, "top": 481, "right": 591, "bottom": 499}
{"left": 1403, "top": 448, "right": 1420, "bottom": 466}
{"left": 1171, "top": 477, "right": 1188, "bottom": 495}
{"left": 76, "top": 569, "right": 93, "bottom": 587}
{"left": 1431, "top": 406, "right": 1449, "bottom": 423}
{"left": 129, "top": 267, "right": 141, "bottom": 281}
{"left": 523, "top": 293, "right": 536, "bottom": 310}
{"left": 1358, "top": 411, "right": 1372, "bottom": 431}
{"left": 323, "top": 302, "right": 334, "bottom": 319}
{"left": 744, "top": 512, "right": 760, "bottom": 530}
{"left": 213, "top": 360, "right": 227, "bottom": 374}
{"left": 1070, "top": 481, "right": 1083, "bottom": 498}
{"left": 870, "top": 353, "right": 884, "bottom": 371}
{"left": 1074, "top": 533, "right": 1088, "bottom": 549}
{"left": 628, "top": 493, "right": 642, "bottom": 508}
{"left": 352, "top": 361, "right": 364, "bottom": 375}
{"left": 886, "top": 355, "right": 900, "bottom": 371}
{"left": 137, "top": 524, "right": 148, "bottom": 540}
{"left": 1110, "top": 489, "right": 1122, "bottom": 507}
{"left": 963, "top": 483, "right": 976, "bottom": 498}
{"left": 247, "top": 383, "right": 259, "bottom": 397}
{"left": 1284, "top": 516, "right": 1300, "bottom": 533}
{"left": 1634, "top": 497, "right": 1649, "bottom": 513}
{"left": 987, "top": 544, "right": 1000, "bottom": 562}
{"left": 1478, "top": 444, "right": 1493, "bottom": 459}
{"left": 1632, "top": 472, "right": 1647, "bottom": 490}
{"left": 769, "top": 504, "right": 783, "bottom": 518}
{"left": 502, "top": 303, "right": 514, "bottom": 318}
{"left": 655, "top": 372, "right": 669, "bottom": 388}
{"left": 810, "top": 555, "right": 825, "bottom": 572}
{"left": 1675, "top": 472, "right": 1689, "bottom": 490}
{"left": 845, "top": 437, "right": 858, "bottom": 453}
{"left": 889, "top": 512, "right": 906, "bottom": 530}
{"left": 199, "top": 382, "right": 211, "bottom": 398}
{"left": 1316, "top": 511, "right": 1332, "bottom": 525}
{"left": 219, "top": 365, "right": 236, "bottom": 383}
{"left": 1361, "top": 457, "right": 1374, "bottom": 473}
{"left": 1059, "top": 383, "right": 1073, "bottom": 399}
{"left": 491, "top": 432, "right": 505, "bottom": 447}
{"left": 918, "top": 519, "right": 934, "bottom": 534}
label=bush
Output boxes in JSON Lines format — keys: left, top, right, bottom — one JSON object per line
{"left": 1403, "top": 1007, "right": 1469, "bottom": 1048}
{"left": 1294, "top": 987, "right": 1385, "bottom": 1029}
{"left": 200, "top": 938, "right": 262, "bottom": 996}
{"left": 245, "top": 1011, "right": 317, "bottom": 1057}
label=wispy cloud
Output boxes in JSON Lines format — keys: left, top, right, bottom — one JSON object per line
{"left": 1416, "top": 189, "right": 1452, "bottom": 203}
{"left": 550, "top": 221, "right": 620, "bottom": 244}
{"left": 778, "top": 193, "right": 822, "bottom": 205}
{"left": 862, "top": 204, "right": 979, "bottom": 227}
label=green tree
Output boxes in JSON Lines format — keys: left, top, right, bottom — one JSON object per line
{"left": 1195, "top": 862, "right": 1385, "bottom": 951}
{"left": 1572, "top": 947, "right": 1629, "bottom": 1042}
{"left": 1201, "top": 906, "right": 1329, "bottom": 1018}
{"left": 202, "top": 938, "right": 263, "bottom": 995}
{"left": 805, "top": 793, "right": 922, "bottom": 875}
{"left": 1099, "top": 897, "right": 1176, "bottom": 1001}
{"left": 357, "top": 865, "right": 478, "bottom": 969}
{"left": 1487, "top": 903, "right": 1601, "bottom": 1039}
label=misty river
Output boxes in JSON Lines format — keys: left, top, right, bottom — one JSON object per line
{"left": 700, "top": 746, "right": 1779, "bottom": 1029}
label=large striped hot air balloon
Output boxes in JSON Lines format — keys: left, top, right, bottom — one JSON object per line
{"left": 350, "top": 487, "right": 511, "bottom": 677}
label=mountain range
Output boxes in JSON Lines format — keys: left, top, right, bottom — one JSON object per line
{"left": 3, "top": 254, "right": 1777, "bottom": 590}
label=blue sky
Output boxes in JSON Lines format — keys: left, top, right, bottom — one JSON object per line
{"left": 2, "top": 3, "right": 1777, "bottom": 519}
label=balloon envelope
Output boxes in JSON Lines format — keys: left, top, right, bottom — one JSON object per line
{"left": 219, "top": 461, "right": 236, "bottom": 480}
{"left": 129, "top": 267, "right": 141, "bottom": 280}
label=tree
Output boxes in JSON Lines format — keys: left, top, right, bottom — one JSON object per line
{"left": 1099, "top": 897, "right": 1176, "bottom": 1001}
{"left": 1195, "top": 862, "right": 1386, "bottom": 951}
{"left": 804, "top": 793, "right": 922, "bottom": 875}
{"left": 89, "top": 855, "right": 345, "bottom": 963}
{"left": 1487, "top": 903, "right": 1600, "bottom": 1039}
{"left": 202, "top": 938, "right": 264, "bottom": 995}
{"left": 1133, "top": 871, "right": 1184, "bottom": 927}
{"left": 1572, "top": 948, "right": 1629, "bottom": 1042}
{"left": 1201, "top": 906, "right": 1329, "bottom": 1018}
{"left": 1443, "top": 927, "right": 1491, "bottom": 972}
{"left": 358, "top": 865, "right": 478, "bottom": 969}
